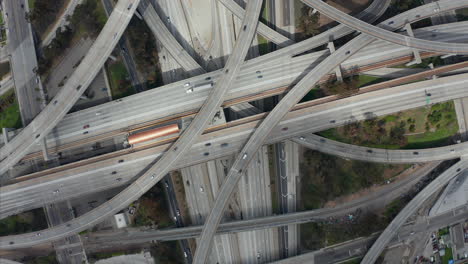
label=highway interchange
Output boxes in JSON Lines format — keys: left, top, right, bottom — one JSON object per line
{"left": 2, "top": 0, "right": 468, "bottom": 263}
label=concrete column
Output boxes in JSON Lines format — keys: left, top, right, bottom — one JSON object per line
{"left": 327, "top": 41, "right": 343, "bottom": 81}
{"left": 404, "top": 23, "right": 422, "bottom": 66}
{"left": 2, "top": 127, "right": 10, "bottom": 143}
{"left": 41, "top": 137, "right": 50, "bottom": 161}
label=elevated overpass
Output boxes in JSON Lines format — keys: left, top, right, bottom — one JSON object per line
{"left": 3, "top": 21, "right": 467, "bottom": 165}
{"left": 303, "top": 0, "right": 468, "bottom": 54}
{"left": 0, "top": 0, "right": 141, "bottom": 175}
{"left": 193, "top": 1, "right": 468, "bottom": 261}
{"left": 0, "top": 0, "right": 263, "bottom": 250}
{"left": 3, "top": 71, "right": 468, "bottom": 228}
{"left": 362, "top": 159, "right": 468, "bottom": 263}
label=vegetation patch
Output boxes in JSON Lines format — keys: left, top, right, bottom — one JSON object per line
{"left": 24, "top": 254, "right": 58, "bottom": 264}
{"left": 301, "top": 212, "right": 385, "bottom": 250}
{"left": 457, "top": 8, "right": 468, "bottom": 21}
{"left": 0, "top": 208, "right": 47, "bottom": 236}
{"left": 441, "top": 247, "right": 453, "bottom": 264}
{"left": 28, "top": 0, "right": 66, "bottom": 37}
{"left": 300, "top": 149, "right": 407, "bottom": 210}
{"left": 318, "top": 101, "right": 459, "bottom": 149}
{"left": 0, "top": 90, "right": 22, "bottom": 132}
{"left": 38, "top": 0, "right": 107, "bottom": 76}
{"left": 126, "top": 17, "right": 162, "bottom": 88}
{"left": 296, "top": 4, "right": 320, "bottom": 40}
{"left": 150, "top": 241, "right": 184, "bottom": 264}
{"left": 106, "top": 59, "right": 135, "bottom": 99}
{"left": 257, "top": 35, "right": 269, "bottom": 55}
{"left": 132, "top": 183, "right": 173, "bottom": 228}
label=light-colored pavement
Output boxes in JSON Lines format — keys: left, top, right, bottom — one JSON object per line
{"left": 4, "top": 0, "right": 43, "bottom": 125}
{"left": 4, "top": 72, "right": 468, "bottom": 218}
{"left": 0, "top": 75, "right": 14, "bottom": 97}
{"left": 292, "top": 133, "right": 467, "bottom": 164}
{"left": 0, "top": 0, "right": 140, "bottom": 175}
{"left": 218, "top": 0, "right": 294, "bottom": 47}
{"left": 303, "top": 0, "right": 468, "bottom": 54}
{"left": 2, "top": 20, "right": 464, "bottom": 165}
{"left": 362, "top": 159, "right": 468, "bottom": 263}
{"left": 193, "top": 2, "right": 459, "bottom": 261}
{"left": 0, "top": 0, "right": 262, "bottom": 250}
{"left": 273, "top": 206, "right": 468, "bottom": 263}
{"left": 139, "top": 0, "right": 204, "bottom": 75}
{"left": 41, "top": 0, "right": 83, "bottom": 47}
{"left": 83, "top": 162, "right": 440, "bottom": 245}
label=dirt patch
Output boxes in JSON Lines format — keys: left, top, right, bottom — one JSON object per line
{"left": 319, "top": 0, "right": 371, "bottom": 28}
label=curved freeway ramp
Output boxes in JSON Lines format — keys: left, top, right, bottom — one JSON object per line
{"left": 192, "top": 2, "right": 468, "bottom": 262}
{"left": 303, "top": 0, "right": 468, "bottom": 54}
{"left": 361, "top": 159, "right": 468, "bottom": 263}
{"left": 138, "top": 0, "right": 205, "bottom": 75}
{"left": 0, "top": 0, "right": 263, "bottom": 250}
{"left": 0, "top": 0, "right": 141, "bottom": 175}
{"left": 3, "top": 72, "right": 468, "bottom": 218}
{"left": 293, "top": 134, "right": 468, "bottom": 164}
{"left": 218, "top": 0, "right": 294, "bottom": 47}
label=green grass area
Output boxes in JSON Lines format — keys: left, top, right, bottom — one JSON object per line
{"left": 257, "top": 35, "right": 269, "bottom": 55}
{"left": 0, "top": 12, "right": 4, "bottom": 25}
{"left": 318, "top": 101, "right": 459, "bottom": 150}
{"left": 28, "top": 0, "right": 36, "bottom": 9}
{"left": 456, "top": 8, "right": 468, "bottom": 21}
{"left": 441, "top": 247, "right": 453, "bottom": 264}
{"left": 358, "top": 75, "right": 385, "bottom": 88}
{"left": 393, "top": 56, "right": 444, "bottom": 69}
{"left": 439, "top": 226, "right": 449, "bottom": 236}
{"left": 0, "top": 209, "right": 47, "bottom": 236}
{"left": 384, "top": 198, "right": 407, "bottom": 220}
{"left": 106, "top": 60, "right": 135, "bottom": 100}
{"left": 260, "top": 1, "right": 269, "bottom": 23}
{"left": 300, "top": 149, "right": 408, "bottom": 210}
{"left": 0, "top": 90, "right": 22, "bottom": 132}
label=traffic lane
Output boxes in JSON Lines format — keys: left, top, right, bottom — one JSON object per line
{"left": 3, "top": 75, "right": 468, "bottom": 217}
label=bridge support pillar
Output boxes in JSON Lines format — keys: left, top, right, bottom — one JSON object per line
{"left": 2, "top": 127, "right": 11, "bottom": 143}
{"left": 327, "top": 41, "right": 343, "bottom": 81}
{"left": 41, "top": 138, "right": 50, "bottom": 161}
{"left": 404, "top": 23, "right": 422, "bottom": 66}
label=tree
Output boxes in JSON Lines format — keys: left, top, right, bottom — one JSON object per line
{"left": 297, "top": 6, "right": 320, "bottom": 39}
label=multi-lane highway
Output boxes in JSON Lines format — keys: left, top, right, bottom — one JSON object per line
{"left": 3, "top": 72, "right": 468, "bottom": 219}
{"left": 2, "top": 0, "right": 468, "bottom": 260}
{"left": 362, "top": 159, "right": 468, "bottom": 263}
{"left": 2, "top": 20, "right": 466, "bottom": 165}
{"left": 84, "top": 161, "right": 441, "bottom": 246}
{"left": 139, "top": 0, "right": 205, "bottom": 75}
{"left": 292, "top": 133, "right": 468, "bottom": 164}
{"left": 0, "top": 0, "right": 140, "bottom": 175}
{"left": 0, "top": 0, "right": 263, "bottom": 250}
{"left": 192, "top": 2, "right": 468, "bottom": 261}
{"left": 3, "top": 0, "right": 42, "bottom": 125}
{"left": 303, "top": 0, "right": 468, "bottom": 54}
{"left": 218, "top": 0, "right": 293, "bottom": 47}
